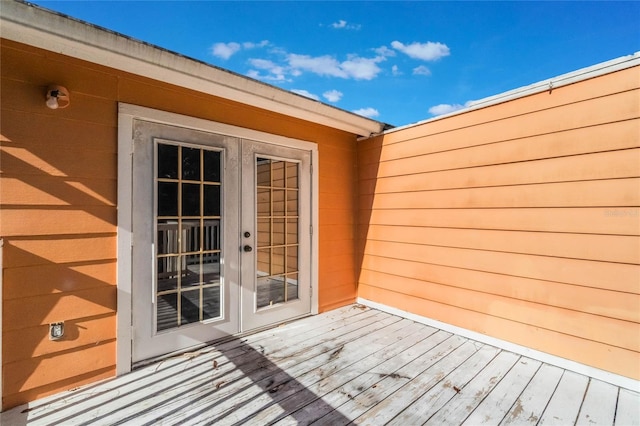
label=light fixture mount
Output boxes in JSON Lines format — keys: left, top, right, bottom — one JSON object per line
{"left": 46, "top": 85, "right": 70, "bottom": 109}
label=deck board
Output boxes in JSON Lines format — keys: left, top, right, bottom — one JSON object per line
{"left": 2, "top": 304, "right": 637, "bottom": 426}
{"left": 538, "top": 370, "right": 590, "bottom": 425}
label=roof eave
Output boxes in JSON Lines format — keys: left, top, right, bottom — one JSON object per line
{"left": 0, "top": 1, "right": 387, "bottom": 137}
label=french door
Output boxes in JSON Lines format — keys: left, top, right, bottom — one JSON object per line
{"left": 131, "top": 120, "right": 312, "bottom": 363}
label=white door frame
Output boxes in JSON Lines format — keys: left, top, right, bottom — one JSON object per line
{"left": 117, "top": 103, "right": 319, "bottom": 374}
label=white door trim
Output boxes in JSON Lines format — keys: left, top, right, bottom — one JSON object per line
{"left": 117, "top": 104, "right": 319, "bottom": 373}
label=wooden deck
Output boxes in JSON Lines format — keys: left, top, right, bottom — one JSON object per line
{"left": 2, "top": 305, "right": 639, "bottom": 425}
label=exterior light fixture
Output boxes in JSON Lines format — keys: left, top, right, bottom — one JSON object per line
{"left": 45, "top": 85, "right": 70, "bottom": 109}
{"left": 49, "top": 321, "right": 65, "bottom": 340}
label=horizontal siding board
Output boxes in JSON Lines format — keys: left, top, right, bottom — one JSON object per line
{"left": 375, "top": 89, "right": 639, "bottom": 160}
{"left": 358, "top": 284, "right": 640, "bottom": 380}
{"left": 359, "top": 269, "right": 638, "bottom": 351}
{"left": 364, "top": 208, "right": 640, "bottom": 236}
{"left": 363, "top": 178, "right": 640, "bottom": 209}
{"left": 3, "top": 341, "right": 116, "bottom": 395}
{"left": 361, "top": 255, "right": 640, "bottom": 323}
{"left": 380, "top": 67, "right": 640, "bottom": 144}
{"left": 359, "top": 118, "right": 639, "bottom": 168}
{"left": 1, "top": 175, "right": 117, "bottom": 206}
{"left": 3, "top": 286, "right": 117, "bottom": 330}
{"left": 3, "top": 315, "right": 116, "bottom": 363}
{"left": 365, "top": 225, "right": 640, "bottom": 264}
{"left": 364, "top": 240, "right": 640, "bottom": 294}
{"left": 3, "top": 235, "right": 116, "bottom": 268}
{"left": 367, "top": 148, "right": 640, "bottom": 190}
{"left": 1, "top": 145, "right": 117, "bottom": 179}
{"left": 1, "top": 207, "right": 116, "bottom": 237}
{"left": 1, "top": 109, "right": 117, "bottom": 154}
{"left": 3, "top": 261, "right": 116, "bottom": 299}
{"left": 1, "top": 367, "right": 115, "bottom": 410}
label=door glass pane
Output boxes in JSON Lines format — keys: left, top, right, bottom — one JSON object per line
{"left": 273, "top": 189, "right": 285, "bottom": 217}
{"left": 254, "top": 156, "right": 300, "bottom": 309}
{"left": 257, "top": 188, "right": 270, "bottom": 216}
{"left": 256, "top": 158, "right": 271, "bottom": 186}
{"left": 272, "top": 161, "right": 285, "bottom": 188}
{"left": 272, "top": 247, "right": 285, "bottom": 275}
{"left": 157, "top": 256, "right": 178, "bottom": 292}
{"left": 287, "top": 219, "right": 298, "bottom": 244}
{"left": 182, "top": 147, "right": 200, "bottom": 181}
{"left": 182, "top": 183, "right": 200, "bottom": 216}
{"left": 203, "top": 220, "right": 220, "bottom": 251}
{"left": 286, "top": 162, "right": 298, "bottom": 188}
{"left": 156, "top": 143, "right": 223, "bottom": 332}
{"left": 257, "top": 218, "right": 270, "bottom": 247}
{"left": 157, "top": 293, "right": 178, "bottom": 331}
{"left": 158, "top": 220, "right": 179, "bottom": 254}
{"left": 158, "top": 144, "right": 178, "bottom": 179}
{"left": 204, "top": 185, "right": 221, "bottom": 216}
{"left": 202, "top": 286, "right": 221, "bottom": 319}
{"left": 182, "top": 220, "right": 200, "bottom": 253}
{"left": 287, "top": 273, "right": 299, "bottom": 300}
{"left": 287, "top": 246, "right": 298, "bottom": 273}
{"left": 272, "top": 219, "right": 285, "bottom": 246}
{"left": 158, "top": 182, "right": 178, "bottom": 216}
{"left": 203, "top": 150, "right": 221, "bottom": 182}
{"left": 182, "top": 254, "right": 201, "bottom": 287}
{"left": 202, "top": 253, "right": 221, "bottom": 285}
{"left": 181, "top": 289, "right": 200, "bottom": 324}
{"left": 287, "top": 189, "right": 298, "bottom": 216}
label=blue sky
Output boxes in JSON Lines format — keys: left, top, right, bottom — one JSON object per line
{"left": 33, "top": 1, "right": 640, "bottom": 126}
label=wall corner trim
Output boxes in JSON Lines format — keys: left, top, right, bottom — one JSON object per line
{"left": 357, "top": 297, "right": 640, "bottom": 392}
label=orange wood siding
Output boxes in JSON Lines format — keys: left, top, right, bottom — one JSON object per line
{"left": 357, "top": 65, "right": 640, "bottom": 380}
{"left": 1, "top": 39, "right": 359, "bottom": 409}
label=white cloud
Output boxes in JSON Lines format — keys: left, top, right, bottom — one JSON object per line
{"left": 246, "top": 69, "right": 288, "bottom": 82}
{"left": 323, "top": 90, "right": 343, "bottom": 102}
{"left": 413, "top": 65, "right": 432, "bottom": 76}
{"left": 428, "top": 100, "right": 477, "bottom": 116}
{"left": 287, "top": 54, "right": 346, "bottom": 78}
{"left": 211, "top": 42, "right": 241, "bottom": 60}
{"left": 428, "top": 104, "right": 464, "bottom": 116}
{"left": 391, "top": 65, "right": 401, "bottom": 76}
{"left": 249, "top": 58, "right": 278, "bottom": 71}
{"left": 332, "top": 19, "right": 348, "bottom": 28}
{"left": 353, "top": 107, "right": 380, "bottom": 118}
{"left": 243, "top": 40, "right": 269, "bottom": 49}
{"left": 247, "top": 58, "right": 289, "bottom": 81}
{"left": 287, "top": 53, "right": 385, "bottom": 80}
{"left": 331, "top": 20, "right": 361, "bottom": 30}
{"left": 291, "top": 89, "right": 320, "bottom": 101}
{"left": 374, "top": 46, "right": 396, "bottom": 57}
{"left": 341, "top": 56, "right": 384, "bottom": 80}
{"left": 211, "top": 40, "right": 269, "bottom": 60}
{"left": 391, "top": 41, "right": 450, "bottom": 61}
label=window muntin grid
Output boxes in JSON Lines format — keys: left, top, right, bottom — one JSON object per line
{"left": 156, "top": 142, "right": 223, "bottom": 331}
{"left": 255, "top": 157, "right": 299, "bottom": 308}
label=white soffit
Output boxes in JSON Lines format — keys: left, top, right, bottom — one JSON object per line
{"left": 0, "top": 1, "right": 386, "bottom": 137}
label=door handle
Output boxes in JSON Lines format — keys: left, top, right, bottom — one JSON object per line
{"left": 243, "top": 245, "right": 253, "bottom": 252}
